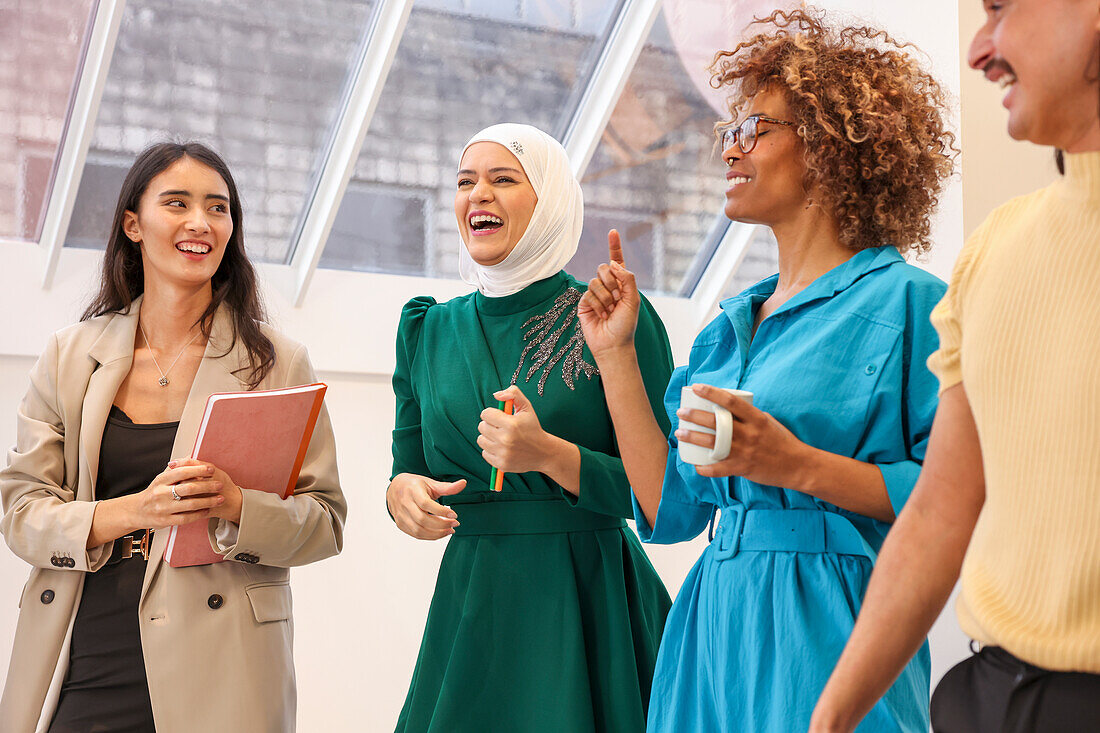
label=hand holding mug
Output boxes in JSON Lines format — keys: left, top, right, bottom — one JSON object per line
{"left": 676, "top": 386, "right": 748, "bottom": 465}
{"left": 677, "top": 383, "right": 809, "bottom": 486}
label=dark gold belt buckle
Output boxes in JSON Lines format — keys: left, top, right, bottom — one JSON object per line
{"left": 119, "top": 529, "right": 153, "bottom": 560}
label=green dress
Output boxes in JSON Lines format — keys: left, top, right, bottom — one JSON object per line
{"left": 392, "top": 271, "right": 674, "bottom": 733}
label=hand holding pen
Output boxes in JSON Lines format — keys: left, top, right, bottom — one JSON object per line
{"left": 477, "top": 386, "right": 558, "bottom": 484}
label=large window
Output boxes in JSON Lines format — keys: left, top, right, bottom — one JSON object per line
{"left": 569, "top": 207, "right": 659, "bottom": 287}
{"left": 575, "top": 4, "right": 731, "bottom": 297}
{"left": 63, "top": 0, "right": 376, "bottom": 261}
{"left": 0, "top": 0, "right": 97, "bottom": 242}
{"left": 321, "top": 183, "right": 431, "bottom": 274}
{"left": 322, "top": 0, "right": 624, "bottom": 277}
{"left": 5, "top": 0, "right": 800, "bottom": 310}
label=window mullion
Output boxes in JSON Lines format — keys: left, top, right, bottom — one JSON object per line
{"left": 561, "top": 0, "right": 661, "bottom": 180}
{"left": 289, "top": 0, "right": 415, "bottom": 307}
{"left": 39, "top": 0, "right": 127, "bottom": 288}
{"left": 689, "top": 222, "right": 758, "bottom": 329}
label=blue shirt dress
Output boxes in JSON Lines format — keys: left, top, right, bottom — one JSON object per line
{"left": 638, "top": 247, "right": 945, "bottom": 733}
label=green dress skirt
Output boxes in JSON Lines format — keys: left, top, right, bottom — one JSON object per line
{"left": 391, "top": 271, "right": 674, "bottom": 732}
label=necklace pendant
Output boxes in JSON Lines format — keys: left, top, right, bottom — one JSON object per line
{"left": 158, "top": 376, "right": 169, "bottom": 387}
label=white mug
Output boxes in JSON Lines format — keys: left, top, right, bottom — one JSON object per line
{"left": 678, "top": 386, "right": 754, "bottom": 466}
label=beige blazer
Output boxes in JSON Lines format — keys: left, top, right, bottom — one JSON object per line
{"left": 0, "top": 298, "right": 346, "bottom": 733}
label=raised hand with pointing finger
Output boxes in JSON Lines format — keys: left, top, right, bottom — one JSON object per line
{"left": 578, "top": 229, "right": 642, "bottom": 358}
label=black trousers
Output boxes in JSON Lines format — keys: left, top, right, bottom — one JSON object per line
{"left": 931, "top": 645, "right": 1100, "bottom": 733}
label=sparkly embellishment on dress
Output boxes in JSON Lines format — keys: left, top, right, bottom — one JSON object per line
{"left": 510, "top": 287, "right": 599, "bottom": 395}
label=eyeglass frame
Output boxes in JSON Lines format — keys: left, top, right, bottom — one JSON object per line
{"left": 717, "top": 115, "right": 795, "bottom": 155}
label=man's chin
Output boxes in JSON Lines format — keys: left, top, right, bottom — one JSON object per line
{"left": 1005, "top": 104, "right": 1070, "bottom": 149}
{"left": 1005, "top": 108, "right": 1042, "bottom": 146}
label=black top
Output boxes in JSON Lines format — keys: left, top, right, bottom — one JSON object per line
{"left": 49, "top": 406, "right": 178, "bottom": 733}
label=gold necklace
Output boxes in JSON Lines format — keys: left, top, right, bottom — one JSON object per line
{"left": 138, "top": 322, "right": 201, "bottom": 387}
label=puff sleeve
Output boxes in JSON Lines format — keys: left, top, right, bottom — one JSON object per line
{"left": 391, "top": 296, "right": 436, "bottom": 480}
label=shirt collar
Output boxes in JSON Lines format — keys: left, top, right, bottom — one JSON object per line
{"left": 1056, "top": 151, "right": 1100, "bottom": 203}
{"left": 719, "top": 246, "right": 904, "bottom": 328}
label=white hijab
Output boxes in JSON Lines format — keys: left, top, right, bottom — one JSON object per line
{"left": 457, "top": 123, "right": 583, "bottom": 297}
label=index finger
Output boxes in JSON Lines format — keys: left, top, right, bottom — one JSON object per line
{"left": 692, "top": 384, "right": 753, "bottom": 418}
{"left": 607, "top": 229, "right": 625, "bottom": 266}
{"left": 676, "top": 407, "right": 717, "bottom": 431}
{"left": 167, "top": 458, "right": 205, "bottom": 469}
{"left": 413, "top": 491, "right": 460, "bottom": 521}
{"left": 478, "top": 409, "right": 512, "bottom": 430}
{"left": 161, "top": 464, "right": 217, "bottom": 485}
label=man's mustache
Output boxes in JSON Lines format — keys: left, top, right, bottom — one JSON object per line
{"left": 983, "top": 58, "right": 1016, "bottom": 81}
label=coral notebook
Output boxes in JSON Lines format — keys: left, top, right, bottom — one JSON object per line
{"left": 163, "top": 382, "right": 328, "bottom": 567}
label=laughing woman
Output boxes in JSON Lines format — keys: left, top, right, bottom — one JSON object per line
{"left": 386, "top": 123, "right": 673, "bottom": 732}
{"left": 580, "top": 10, "right": 957, "bottom": 733}
{"left": 0, "top": 142, "right": 345, "bottom": 733}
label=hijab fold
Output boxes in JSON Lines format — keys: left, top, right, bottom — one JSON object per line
{"left": 457, "top": 123, "right": 583, "bottom": 297}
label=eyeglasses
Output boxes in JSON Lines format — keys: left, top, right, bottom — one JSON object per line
{"left": 717, "top": 115, "right": 794, "bottom": 155}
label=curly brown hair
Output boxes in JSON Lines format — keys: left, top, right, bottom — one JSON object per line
{"left": 710, "top": 7, "right": 958, "bottom": 256}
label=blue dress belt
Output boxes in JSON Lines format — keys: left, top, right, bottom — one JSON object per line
{"left": 708, "top": 506, "right": 877, "bottom": 562}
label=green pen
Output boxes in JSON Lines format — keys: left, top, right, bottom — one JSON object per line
{"left": 487, "top": 398, "right": 514, "bottom": 492}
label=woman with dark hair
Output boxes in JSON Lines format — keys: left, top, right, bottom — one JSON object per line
{"left": 0, "top": 142, "right": 346, "bottom": 733}
{"left": 580, "top": 9, "right": 956, "bottom": 733}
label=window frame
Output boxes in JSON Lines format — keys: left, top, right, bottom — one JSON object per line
{"left": 35, "top": 0, "right": 126, "bottom": 287}
{"left": 2, "top": 0, "right": 781, "bottom": 370}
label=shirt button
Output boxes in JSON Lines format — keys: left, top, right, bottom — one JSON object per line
{"left": 207, "top": 594, "right": 224, "bottom": 610}
{"left": 40, "top": 590, "right": 55, "bottom": 604}
{"left": 865, "top": 364, "right": 877, "bottom": 375}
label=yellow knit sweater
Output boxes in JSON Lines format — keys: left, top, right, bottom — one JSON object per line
{"left": 928, "top": 151, "right": 1100, "bottom": 672}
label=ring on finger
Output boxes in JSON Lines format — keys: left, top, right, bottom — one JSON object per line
{"left": 170, "top": 485, "right": 182, "bottom": 501}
